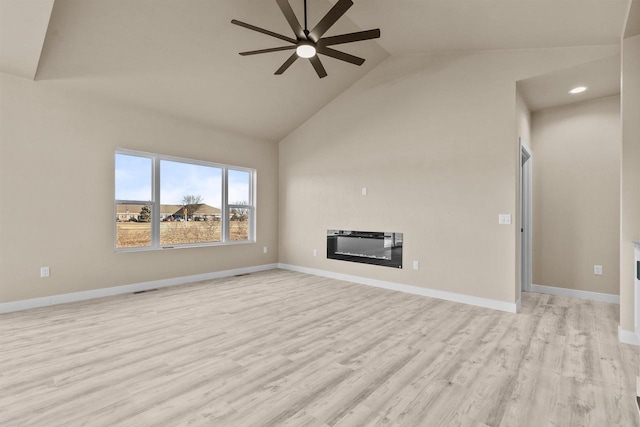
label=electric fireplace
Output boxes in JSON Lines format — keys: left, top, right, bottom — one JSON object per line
{"left": 327, "top": 230, "right": 403, "bottom": 268}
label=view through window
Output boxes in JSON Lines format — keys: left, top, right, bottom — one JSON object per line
{"left": 159, "top": 159, "right": 222, "bottom": 246}
{"left": 228, "top": 169, "right": 251, "bottom": 241}
{"left": 115, "top": 150, "right": 255, "bottom": 250}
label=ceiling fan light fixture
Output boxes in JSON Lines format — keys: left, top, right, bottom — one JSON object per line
{"left": 296, "top": 43, "right": 316, "bottom": 58}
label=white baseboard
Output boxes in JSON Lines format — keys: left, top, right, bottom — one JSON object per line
{"left": 530, "top": 284, "right": 620, "bottom": 304}
{"left": 618, "top": 326, "right": 640, "bottom": 347}
{"left": 0, "top": 264, "right": 279, "bottom": 314}
{"left": 278, "top": 263, "right": 517, "bottom": 313}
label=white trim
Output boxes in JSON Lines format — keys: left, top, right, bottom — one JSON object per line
{"left": 0, "top": 264, "right": 279, "bottom": 314}
{"left": 278, "top": 264, "right": 518, "bottom": 313}
{"left": 618, "top": 326, "right": 640, "bottom": 346}
{"left": 634, "top": 246, "right": 639, "bottom": 350}
{"left": 519, "top": 141, "right": 533, "bottom": 294}
{"left": 515, "top": 297, "right": 522, "bottom": 312}
{"left": 530, "top": 283, "right": 620, "bottom": 304}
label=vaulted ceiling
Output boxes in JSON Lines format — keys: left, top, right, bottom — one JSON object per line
{"left": 0, "top": 0, "right": 632, "bottom": 141}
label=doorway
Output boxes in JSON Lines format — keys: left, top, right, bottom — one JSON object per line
{"left": 520, "top": 140, "right": 532, "bottom": 293}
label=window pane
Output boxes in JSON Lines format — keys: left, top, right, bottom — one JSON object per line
{"left": 160, "top": 160, "right": 222, "bottom": 245}
{"left": 228, "top": 169, "right": 250, "bottom": 205}
{"left": 115, "top": 154, "right": 152, "bottom": 201}
{"left": 116, "top": 203, "right": 152, "bottom": 248}
{"left": 229, "top": 207, "right": 250, "bottom": 241}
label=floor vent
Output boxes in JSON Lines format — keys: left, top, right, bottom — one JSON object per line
{"left": 637, "top": 377, "right": 640, "bottom": 417}
{"left": 133, "top": 289, "right": 158, "bottom": 294}
{"left": 235, "top": 273, "right": 250, "bottom": 277}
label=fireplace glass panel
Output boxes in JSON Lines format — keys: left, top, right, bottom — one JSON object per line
{"left": 327, "top": 230, "right": 403, "bottom": 268}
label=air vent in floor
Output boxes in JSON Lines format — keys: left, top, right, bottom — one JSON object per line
{"left": 133, "top": 289, "right": 158, "bottom": 294}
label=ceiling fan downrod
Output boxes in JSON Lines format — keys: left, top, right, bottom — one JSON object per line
{"left": 303, "top": 0, "right": 309, "bottom": 36}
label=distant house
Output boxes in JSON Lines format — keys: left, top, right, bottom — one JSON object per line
{"left": 159, "top": 204, "right": 183, "bottom": 220}
{"left": 116, "top": 204, "right": 147, "bottom": 222}
{"left": 117, "top": 204, "right": 221, "bottom": 221}
{"left": 162, "top": 203, "right": 221, "bottom": 221}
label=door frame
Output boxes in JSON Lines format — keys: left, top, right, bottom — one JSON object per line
{"left": 520, "top": 139, "right": 532, "bottom": 293}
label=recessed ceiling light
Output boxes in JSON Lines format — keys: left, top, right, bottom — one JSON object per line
{"left": 569, "top": 86, "right": 588, "bottom": 94}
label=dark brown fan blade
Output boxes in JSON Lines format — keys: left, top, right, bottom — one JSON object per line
{"left": 308, "top": 0, "right": 353, "bottom": 42}
{"left": 309, "top": 55, "right": 328, "bottom": 78}
{"left": 275, "top": 0, "right": 305, "bottom": 39}
{"left": 231, "top": 19, "right": 297, "bottom": 44}
{"left": 318, "top": 29, "right": 380, "bottom": 47}
{"left": 239, "top": 46, "right": 297, "bottom": 56}
{"left": 275, "top": 52, "right": 299, "bottom": 75}
{"left": 317, "top": 46, "right": 365, "bottom": 66}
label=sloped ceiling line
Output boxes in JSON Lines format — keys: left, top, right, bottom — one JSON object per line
{"left": 0, "top": 0, "right": 55, "bottom": 80}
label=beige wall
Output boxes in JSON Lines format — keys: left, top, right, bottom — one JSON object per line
{"left": 516, "top": 91, "right": 532, "bottom": 151}
{"left": 0, "top": 74, "right": 279, "bottom": 303}
{"left": 0, "top": 40, "right": 627, "bottom": 314}
{"left": 620, "top": 29, "right": 640, "bottom": 331}
{"left": 531, "top": 96, "right": 620, "bottom": 295}
{"left": 279, "top": 46, "right": 618, "bottom": 305}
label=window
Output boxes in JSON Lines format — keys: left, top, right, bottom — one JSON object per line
{"left": 228, "top": 169, "right": 251, "bottom": 241}
{"left": 115, "top": 150, "right": 255, "bottom": 250}
{"left": 160, "top": 159, "right": 222, "bottom": 246}
{"left": 115, "top": 154, "right": 153, "bottom": 249}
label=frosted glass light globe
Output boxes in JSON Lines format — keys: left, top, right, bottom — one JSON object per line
{"left": 296, "top": 44, "right": 316, "bottom": 58}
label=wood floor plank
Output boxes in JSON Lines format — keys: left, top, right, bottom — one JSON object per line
{"left": 0, "top": 269, "right": 638, "bottom": 426}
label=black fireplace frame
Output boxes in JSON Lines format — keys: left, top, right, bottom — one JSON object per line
{"left": 327, "top": 229, "right": 403, "bottom": 268}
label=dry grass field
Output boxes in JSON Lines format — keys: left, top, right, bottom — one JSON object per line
{"left": 116, "top": 221, "right": 248, "bottom": 248}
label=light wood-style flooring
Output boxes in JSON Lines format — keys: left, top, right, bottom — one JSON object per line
{"left": 1, "top": 269, "right": 638, "bottom": 426}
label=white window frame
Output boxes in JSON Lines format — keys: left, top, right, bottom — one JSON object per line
{"left": 115, "top": 148, "right": 256, "bottom": 251}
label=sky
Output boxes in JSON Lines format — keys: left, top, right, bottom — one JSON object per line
{"left": 115, "top": 154, "right": 250, "bottom": 207}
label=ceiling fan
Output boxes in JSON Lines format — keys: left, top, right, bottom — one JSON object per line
{"left": 231, "top": 0, "right": 380, "bottom": 78}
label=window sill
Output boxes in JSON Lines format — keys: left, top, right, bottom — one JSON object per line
{"left": 115, "top": 239, "right": 255, "bottom": 253}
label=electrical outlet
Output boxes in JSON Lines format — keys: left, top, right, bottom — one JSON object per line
{"left": 313, "top": 249, "right": 317, "bottom": 256}
{"left": 40, "top": 267, "right": 50, "bottom": 278}
{"left": 413, "top": 260, "right": 420, "bottom": 270}
{"left": 263, "top": 246, "right": 268, "bottom": 254}
{"left": 594, "top": 265, "right": 603, "bottom": 275}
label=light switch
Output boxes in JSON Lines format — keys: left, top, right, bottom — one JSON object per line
{"left": 362, "top": 187, "right": 367, "bottom": 196}
{"left": 498, "top": 214, "right": 511, "bottom": 225}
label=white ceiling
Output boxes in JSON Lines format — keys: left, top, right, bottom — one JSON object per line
{"left": 350, "top": 0, "right": 629, "bottom": 54}
{"left": 625, "top": 0, "right": 640, "bottom": 37}
{"left": 0, "top": 0, "right": 632, "bottom": 141}
{"left": 0, "top": 0, "right": 54, "bottom": 79}
{"left": 518, "top": 54, "right": 622, "bottom": 112}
